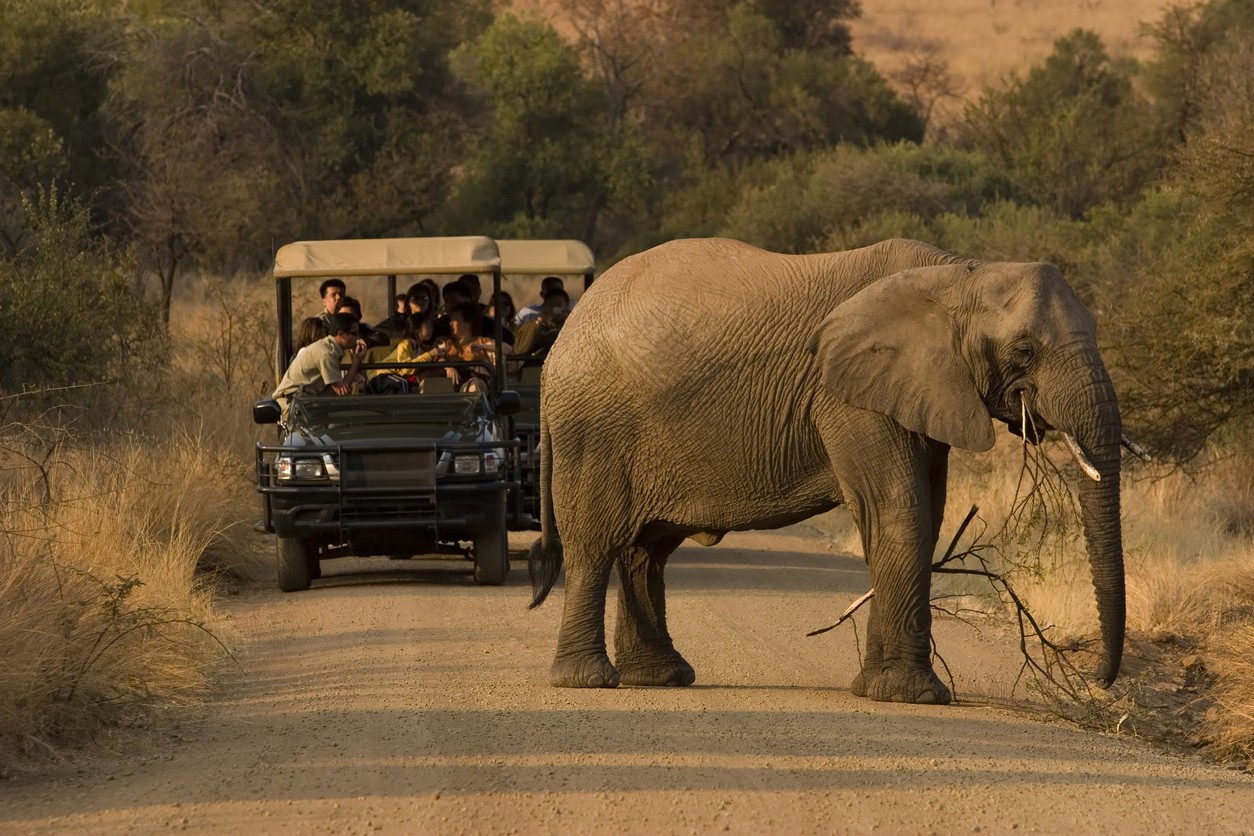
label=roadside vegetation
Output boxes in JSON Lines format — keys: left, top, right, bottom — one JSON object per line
{"left": 1, "top": 0, "right": 1251, "bottom": 769}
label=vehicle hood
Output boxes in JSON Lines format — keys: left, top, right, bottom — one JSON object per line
{"left": 283, "top": 394, "right": 490, "bottom": 447}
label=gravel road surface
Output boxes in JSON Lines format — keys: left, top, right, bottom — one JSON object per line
{"left": 5, "top": 526, "right": 1252, "bottom": 834}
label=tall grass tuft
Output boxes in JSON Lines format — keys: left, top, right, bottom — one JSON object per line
{"left": 0, "top": 422, "right": 259, "bottom": 764}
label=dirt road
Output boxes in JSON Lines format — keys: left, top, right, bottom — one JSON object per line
{"left": 5, "top": 525, "right": 1252, "bottom": 834}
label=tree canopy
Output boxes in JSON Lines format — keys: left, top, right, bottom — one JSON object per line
{"left": 2, "top": 0, "right": 1252, "bottom": 461}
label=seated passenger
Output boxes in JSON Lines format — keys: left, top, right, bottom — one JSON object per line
{"left": 335, "top": 296, "right": 390, "bottom": 348}
{"left": 376, "top": 293, "right": 411, "bottom": 342}
{"left": 404, "top": 283, "right": 436, "bottom": 320}
{"left": 481, "top": 290, "right": 516, "bottom": 346}
{"left": 412, "top": 302, "right": 508, "bottom": 391}
{"left": 316, "top": 278, "right": 346, "bottom": 328}
{"left": 294, "top": 316, "right": 328, "bottom": 355}
{"left": 272, "top": 312, "right": 366, "bottom": 419}
{"left": 382, "top": 314, "right": 437, "bottom": 378}
{"left": 433, "top": 279, "right": 474, "bottom": 340}
{"left": 515, "top": 276, "right": 565, "bottom": 326}
{"left": 512, "top": 289, "right": 569, "bottom": 357}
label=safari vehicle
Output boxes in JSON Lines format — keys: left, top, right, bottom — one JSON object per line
{"left": 496, "top": 239, "right": 596, "bottom": 529}
{"left": 252, "top": 236, "right": 522, "bottom": 591}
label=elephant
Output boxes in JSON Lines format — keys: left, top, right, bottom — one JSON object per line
{"left": 528, "top": 237, "right": 1127, "bottom": 705}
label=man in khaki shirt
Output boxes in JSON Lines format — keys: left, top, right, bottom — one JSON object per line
{"left": 273, "top": 312, "right": 366, "bottom": 418}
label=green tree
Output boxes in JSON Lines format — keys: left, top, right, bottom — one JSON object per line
{"left": 106, "top": 6, "right": 287, "bottom": 325}
{"left": 1101, "top": 39, "right": 1254, "bottom": 461}
{"left": 959, "top": 30, "right": 1163, "bottom": 219}
{"left": 1142, "top": 0, "right": 1254, "bottom": 144}
{"left": 646, "top": 2, "right": 920, "bottom": 169}
{"left": 718, "top": 143, "right": 1010, "bottom": 254}
{"left": 449, "top": 14, "right": 648, "bottom": 243}
{"left": 0, "top": 0, "right": 123, "bottom": 251}
{"left": 0, "top": 187, "right": 163, "bottom": 398}
{"left": 251, "top": 0, "right": 491, "bottom": 238}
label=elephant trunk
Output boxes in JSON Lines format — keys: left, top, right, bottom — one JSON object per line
{"left": 1044, "top": 355, "right": 1125, "bottom": 686}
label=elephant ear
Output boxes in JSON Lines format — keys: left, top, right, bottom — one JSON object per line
{"left": 806, "top": 269, "right": 995, "bottom": 452}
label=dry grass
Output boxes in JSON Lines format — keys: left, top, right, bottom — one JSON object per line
{"left": 0, "top": 423, "right": 264, "bottom": 764}
{"left": 0, "top": 275, "right": 280, "bottom": 766}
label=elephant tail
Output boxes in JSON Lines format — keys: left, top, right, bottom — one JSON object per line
{"left": 528, "top": 410, "right": 562, "bottom": 608}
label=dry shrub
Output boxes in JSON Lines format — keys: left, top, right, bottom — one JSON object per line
{"left": 0, "top": 425, "right": 261, "bottom": 764}
{"left": 809, "top": 434, "right": 1254, "bottom": 765}
{"left": 1207, "top": 617, "right": 1254, "bottom": 763}
{"left": 163, "top": 277, "right": 278, "bottom": 460}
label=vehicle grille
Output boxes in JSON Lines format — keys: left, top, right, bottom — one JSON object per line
{"left": 339, "top": 450, "right": 436, "bottom": 489}
{"left": 340, "top": 496, "right": 436, "bottom": 522}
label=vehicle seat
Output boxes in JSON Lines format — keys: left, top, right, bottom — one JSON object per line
{"left": 520, "top": 365, "right": 542, "bottom": 384}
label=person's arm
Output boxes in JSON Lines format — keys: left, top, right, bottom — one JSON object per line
{"left": 413, "top": 339, "right": 449, "bottom": 364}
{"left": 333, "top": 342, "right": 366, "bottom": 394}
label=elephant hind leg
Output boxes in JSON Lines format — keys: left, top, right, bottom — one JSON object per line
{"left": 613, "top": 535, "right": 695, "bottom": 687}
{"left": 550, "top": 544, "right": 620, "bottom": 688}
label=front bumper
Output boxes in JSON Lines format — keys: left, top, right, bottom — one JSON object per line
{"left": 256, "top": 440, "right": 520, "bottom": 543}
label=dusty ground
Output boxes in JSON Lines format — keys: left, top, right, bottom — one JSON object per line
{"left": 4, "top": 525, "right": 1253, "bottom": 834}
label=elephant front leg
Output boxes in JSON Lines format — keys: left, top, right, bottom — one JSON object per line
{"left": 550, "top": 553, "right": 620, "bottom": 688}
{"left": 849, "top": 505, "right": 952, "bottom": 706}
{"left": 851, "top": 597, "right": 950, "bottom": 705}
{"left": 613, "top": 539, "right": 695, "bottom": 686}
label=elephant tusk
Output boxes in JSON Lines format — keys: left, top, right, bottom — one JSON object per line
{"left": 1062, "top": 433, "right": 1102, "bottom": 481}
{"left": 1121, "top": 432, "right": 1152, "bottom": 462}
{"left": 1020, "top": 394, "right": 1027, "bottom": 450}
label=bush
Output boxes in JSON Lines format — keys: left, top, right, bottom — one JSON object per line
{"left": 0, "top": 187, "right": 166, "bottom": 409}
{"left": 958, "top": 30, "right": 1165, "bottom": 219}
{"left": 720, "top": 142, "right": 1011, "bottom": 253}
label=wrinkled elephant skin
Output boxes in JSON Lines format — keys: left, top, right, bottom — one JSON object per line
{"left": 528, "top": 238, "right": 1125, "bottom": 704}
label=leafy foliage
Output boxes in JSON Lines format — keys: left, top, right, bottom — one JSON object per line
{"left": 0, "top": 187, "right": 165, "bottom": 399}
{"left": 0, "top": 0, "right": 122, "bottom": 251}
{"left": 719, "top": 143, "right": 1012, "bottom": 253}
{"left": 959, "top": 30, "right": 1164, "bottom": 218}
{"left": 448, "top": 14, "right": 626, "bottom": 239}
{"left": 1099, "top": 44, "right": 1254, "bottom": 460}
{"left": 1, "top": 0, "right": 1252, "bottom": 462}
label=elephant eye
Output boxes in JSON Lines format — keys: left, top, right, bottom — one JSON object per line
{"left": 1011, "top": 340, "right": 1036, "bottom": 364}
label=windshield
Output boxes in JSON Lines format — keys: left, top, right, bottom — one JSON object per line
{"left": 293, "top": 394, "right": 481, "bottom": 430}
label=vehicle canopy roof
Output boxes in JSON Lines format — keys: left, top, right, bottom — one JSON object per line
{"left": 273, "top": 236, "right": 500, "bottom": 278}
{"left": 495, "top": 240, "right": 595, "bottom": 276}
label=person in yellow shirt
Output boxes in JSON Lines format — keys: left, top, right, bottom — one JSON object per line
{"left": 394, "top": 302, "right": 507, "bottom": 391}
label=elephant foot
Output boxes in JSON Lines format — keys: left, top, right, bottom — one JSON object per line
{"left": 852, "top": 665, "right": 952, "bottom": 705}
{"left": 550, "top": 653, "right": 620, "bottom": 688}
{"left": 616, "top": 650, "right": 696, "bottom": 687}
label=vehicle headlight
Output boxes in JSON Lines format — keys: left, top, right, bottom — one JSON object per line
{"left": 483, "top": 451, "right": 500, "bottom": 472}
{"left": 453, "top": 454, "right": 482, "bottom": 474}
{"left": 276, "top": 455, "right": 328, "bottom": 481}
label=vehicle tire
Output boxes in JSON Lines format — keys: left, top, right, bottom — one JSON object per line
{"left": 277, "top": 537, "right": 314, "bottom": 592}
{"left": 473, "top": 506, "right": 509, "bottom": 586}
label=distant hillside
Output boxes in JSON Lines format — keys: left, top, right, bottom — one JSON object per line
{"left": 850, "top": 0, "right": 1168, "bottom": 113}
{"left": 511, "top": 0, "right": 1172, "bottom": 125}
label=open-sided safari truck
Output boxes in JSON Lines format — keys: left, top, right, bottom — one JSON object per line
{"left": 497, "top": 239, "right": 596, "bottom": 529}
{"left": 252, "top": 236, "right": 523, "bottom": 591}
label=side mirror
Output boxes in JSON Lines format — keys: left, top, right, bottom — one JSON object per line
{"left": 496, "top": 390, "right": 521, "bottom": 416}
{"left": 253, "top": 399, "right": 282, "bottom": 425}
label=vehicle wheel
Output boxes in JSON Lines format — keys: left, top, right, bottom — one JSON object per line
{"left": 277, "top": 537, "right": 314, "bottom": 592}
{"left": 473, "top": 507, "right": 509, "bottom": 586}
